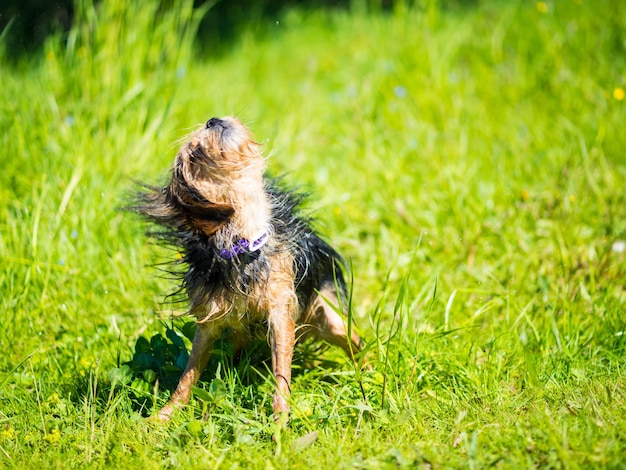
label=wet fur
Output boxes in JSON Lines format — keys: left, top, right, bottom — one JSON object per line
{"left": 131, "top": 116, "right": 362, "bottom": 420}
{"left": 137, "top": 180, "right": 345, "bottom": 319}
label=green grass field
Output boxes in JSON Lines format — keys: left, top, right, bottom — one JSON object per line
{"left": 1, "top": 0, "right": 625, "bottom": 467}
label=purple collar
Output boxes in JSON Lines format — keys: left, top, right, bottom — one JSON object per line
{"left": 219, "top": 231, "right": 269, "bottom": 259}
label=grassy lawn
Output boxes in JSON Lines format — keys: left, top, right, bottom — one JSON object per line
{"left": 1, "top": 0, "right": 625, "bottom": 467}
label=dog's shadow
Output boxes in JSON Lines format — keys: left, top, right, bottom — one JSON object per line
{"left": 195, "top": 338, "right": 352, "bottom": 417}
{"left": 200, "top": 337, "right": 349, "bottom": 393}
{"left": 203, "top": 337, "right": 347, "bottom": 381}
{"left": 66, "top": 334, "right": 350, "bottom": 418}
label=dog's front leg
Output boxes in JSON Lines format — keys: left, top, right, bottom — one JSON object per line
{"left": 157, "top": 323, "right": 216, "bottom": 420}
{"left": 269, "top": 308, "right": 296, "bottom": 420}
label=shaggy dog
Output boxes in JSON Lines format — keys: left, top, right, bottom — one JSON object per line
{"left": 133, "top": 116, "right": 362, "bottom": 420}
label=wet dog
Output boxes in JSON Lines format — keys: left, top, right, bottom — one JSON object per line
{"left": 133, "top": 116, "right": 362, "bottom": 420}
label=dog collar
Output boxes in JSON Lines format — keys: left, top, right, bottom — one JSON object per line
{"left": 219, "top": 231, "right": 269, "bottom": 259}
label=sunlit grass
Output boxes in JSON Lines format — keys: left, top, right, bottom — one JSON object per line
{"left": 1, "top": 0, "right": 625, "bottom": 467}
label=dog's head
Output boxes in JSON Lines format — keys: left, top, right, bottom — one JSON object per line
{"left": 168, "top": 117, "right": 265, "bottom": 236}
{"left": 176, "top": 116, "right": 263, "bottom": 181}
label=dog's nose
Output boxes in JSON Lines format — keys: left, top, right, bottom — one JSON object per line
{"left": 206, "top": 117, "right": 223, "bottom": 129}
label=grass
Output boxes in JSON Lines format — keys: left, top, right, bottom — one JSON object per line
{"left": 1, "top": 0, "right": 625, "bottom": 467}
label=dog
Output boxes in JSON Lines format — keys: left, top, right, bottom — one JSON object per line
{"left": 133, "top": 116, "right": 363, "bottom": 421}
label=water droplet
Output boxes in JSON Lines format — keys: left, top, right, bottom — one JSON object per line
{"left": 393, "top": 85, "right": 407, "bottom": 98}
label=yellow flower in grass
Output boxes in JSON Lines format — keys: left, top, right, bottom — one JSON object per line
{"left": 44, "top": 429, "right": 62, "bottom": 444}
{"left": 1, "top": 426, "right": 15, "bottom": 440}
{"left": 614, "top": 87, "right": 625, "bottom": 101}
{"left": 536, "top": 2, "right": 548, "bottom": 13}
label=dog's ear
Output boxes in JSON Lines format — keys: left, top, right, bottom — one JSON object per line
{"left": 184, "top": 200, "right": 234, "bottom": 236}
{"left": 169, "top": 180, "right": 235, "bottom": 236}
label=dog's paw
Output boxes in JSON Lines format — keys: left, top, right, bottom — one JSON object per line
{"left": 153, "top": 404, "right": 175, "bottom": 422}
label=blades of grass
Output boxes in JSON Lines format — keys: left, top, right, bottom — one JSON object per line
{"left": 0, "top": 347, "right": 40, "bottom": 391}
{"left": 30, "top": 176, "right": 49, "bottom": 260}
{"left": 444, "top": 289, "right": 456, "bottom": 331}
{"left": 381, "top": 247, "right": 420, "bottom": 410}
{"left": 341, "top": 262, "right": 370, "bottom": 409}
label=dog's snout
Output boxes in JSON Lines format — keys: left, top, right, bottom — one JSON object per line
{"left": 206, "top": 117, "right": 223, "bottom": 129}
